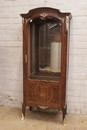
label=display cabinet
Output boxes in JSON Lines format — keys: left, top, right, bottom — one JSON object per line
{"left": 20, "top": 7, "right": 71, "bottom": 123}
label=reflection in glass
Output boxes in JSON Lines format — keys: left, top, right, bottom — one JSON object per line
{"left": 30, "top": 18, "right": 61, "bottom": 79}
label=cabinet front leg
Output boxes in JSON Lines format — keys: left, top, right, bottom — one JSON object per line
{"left": 21, "top": 103, "right": 26, "bottom": 120}
{"left": 21, "top": 113, "right": 25, "bottom": 120}
{"left": 62, "top": 106, "right": 67, "bottom": 126}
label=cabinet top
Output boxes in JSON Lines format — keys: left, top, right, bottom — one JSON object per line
{"left": 20, "top": 7, "right": 72, "bottom": 20}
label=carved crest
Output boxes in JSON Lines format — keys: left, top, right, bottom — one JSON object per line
{"left": 40, "top": 13, "right": 48, "bottom": 19}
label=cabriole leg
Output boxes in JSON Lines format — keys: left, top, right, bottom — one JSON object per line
{"left": 21, "top": 113, "right": 25, "bottom": 120}
{"left": 21, "top": 103, "right": 26, "bottom": 120}
{"left": 62, "top": 106, "right": 67, "bottom": 126}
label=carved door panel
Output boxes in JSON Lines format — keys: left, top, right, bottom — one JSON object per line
{"left": 26, "top": 81, "right": 62, "bottom": 108}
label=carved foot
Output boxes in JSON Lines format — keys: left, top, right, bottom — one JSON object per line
{"left": 21, "top": 113, "right": 25, "bottom": 121}
{"left": 63, "top": 118, "right": 66, "bottom": 126}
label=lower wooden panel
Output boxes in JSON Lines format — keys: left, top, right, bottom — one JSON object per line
{"left": 25, "top": 80, "right": 62, "bottom": 108}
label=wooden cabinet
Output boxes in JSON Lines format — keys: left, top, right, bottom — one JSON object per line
{"left": 20, "top": 7, "right": 71, "bottom": 123}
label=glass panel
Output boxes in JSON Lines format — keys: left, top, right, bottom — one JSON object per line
{"left": 30, "top": 18, "right": 62, "bottom": 79}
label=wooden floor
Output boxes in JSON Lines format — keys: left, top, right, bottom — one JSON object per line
{"left": 0, "top": 106, "right": 87, "bottom": 130}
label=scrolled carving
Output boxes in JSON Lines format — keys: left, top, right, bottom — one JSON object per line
{"left": 40, "top": 13, "right": 48, "bottom": 20}
{"left": 38, "top": 105, "right": 48, "bottom": 109}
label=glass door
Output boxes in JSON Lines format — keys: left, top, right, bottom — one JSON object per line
{"left": 29, "top": 18, "right": 62, "bottom": 80}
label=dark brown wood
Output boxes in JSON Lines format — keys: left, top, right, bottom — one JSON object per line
{"left": 20, "top": 7, "right": 71, "bottom": 123}
{"left": 29, "top": 106, "right": 32, "bottom": 111}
